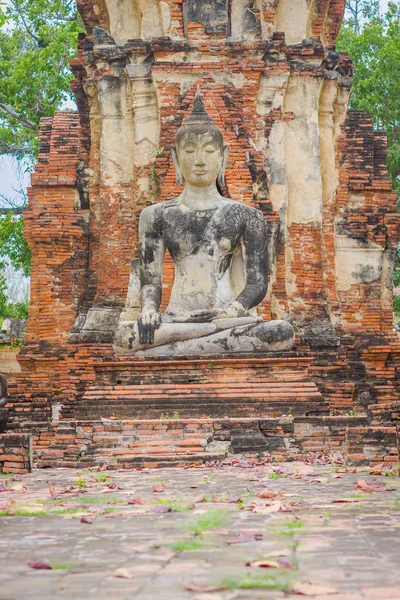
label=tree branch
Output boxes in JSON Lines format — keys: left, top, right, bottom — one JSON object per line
{"left": 0, "top": 104, "right": 36, "bottom": 130}
{"left": 9, "top": 0, "right": 46, "bottom": 46}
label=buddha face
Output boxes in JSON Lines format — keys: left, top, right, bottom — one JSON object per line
{"left": 177, "top": 132, "right": 223, "bottom": 187}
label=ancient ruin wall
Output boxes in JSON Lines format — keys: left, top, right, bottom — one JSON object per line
{"left": 6, "top": 0, "right": 400, "bottom": 437}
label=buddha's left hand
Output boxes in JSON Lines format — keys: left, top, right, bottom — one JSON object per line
{"left": 213, "top": 301, "right": 249, "bottom": 320}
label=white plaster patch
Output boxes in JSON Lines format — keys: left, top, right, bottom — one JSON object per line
{"left": 335, "top": 235, "right": 384, "bottom": 292}
{"left": 211, "top": 71, "right": 245, "bottom": 89}
{"left": 275, "top": 0, "right": 314, "bottom": 44}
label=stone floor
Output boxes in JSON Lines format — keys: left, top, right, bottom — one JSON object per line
{"left": 0, "top": 458, "right": 400, "bottom": 600}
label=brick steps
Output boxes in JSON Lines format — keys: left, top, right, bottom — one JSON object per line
{"left": 63, "top": 378, "right": 327, "bottom": 420}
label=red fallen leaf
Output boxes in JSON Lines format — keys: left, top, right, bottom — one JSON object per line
{"left": 356, "top": 479, "right": 385, "bottom": 493}
{"left": 227, "top": 532, "right": 263, "bottom": 544}
{"left": 107, "top": 483, "right": 121, "bottom": 490}
{"left": 291, "top": 582, "right": 339, "bottom": 596}
{"left": 184, "top": 582, "right": 227, "bottom": 592}
{"left": 288, "top": 500, "right": 309, "bottom": 508}
{"left": 27, "top": 560, "right": 52, "bottom": 570}
{"left": 152, "top": 482, "right": 166, "bottom": 493}
{"left": 278, "top": 557, "right": 293, "bottom": 569}
{"left": 48, "top": 483, "right": 59, "bottom": 498}
{"left": 246, "top": 559, "right": 280, "bottom": 568}
{"left": 258, "top": 490, "right": 283, "bottom": 499}
{"left": 80, "top": 516, "right": 92, "bottom": 524}
{"left": 331, "top": 474, "right": 342, "bottom": 479}
{"left": 149, "top": 505, "right": 172, "bottom": 513}
{"left": 104, "top": 512, "right": 123, "bottom": 518}
{"left": 190, "top": 484, "right": 198, "bottom": 489}
{"left": 331, "top": 498, "right": 360, "bottom": 504}
{"left": 128, "top": 498, "right": 147, "bottom": 505}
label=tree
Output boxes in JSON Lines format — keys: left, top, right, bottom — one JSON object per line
{"left": 337, "top": 2, "right": 400, "bottom": 196}
{"left": 0, "top": 0, "right": 83, "bottom": 161}
{"left": 0, "top": 1, "right": 83, "bottom": 321}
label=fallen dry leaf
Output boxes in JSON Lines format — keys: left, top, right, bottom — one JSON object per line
{"left": 152, "top": 482, "right": 166, "bottom": 493}
{"left": 27, "top": 560, "right": 52, "bottom": 570}
{"left": 227, "top": 532, "right": 263, "bottom": 544}
{"left": 292, "top": 582, "right": 339, "bottom": 596}
{"left": 277, "top": 557, "right": 293, "bottom": 569}
{"left": 246, "top": 559, "right": 280, "bottom": 568}
{"left": 80, "top": 516, "right": 92, "bottom": 524}
{"left": 113, "top": 567, "right": 132, "bottom": 579}
{"left": 103, "top": 512, "right": 123, "bottom": 518}
{"left": 48, "top": 483, "right": 59, "bottom": 498}
{"left": 356, "top": 479, "right": 386, "bottom": 493}
{"left": 331, "top": 498, "right": 360, "bottom": 504}
{"left": 185, "top": 582, "right": 227, "bottom": 592}
{"left": 257, "top": 490, "right": 283, "bottom": 499}
{"left": 128, "top": 498, "right": 147, "bottom": 505}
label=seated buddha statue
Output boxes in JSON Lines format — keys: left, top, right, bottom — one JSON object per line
{"left": 113, "top": 89, "right": 295, "bottom": 356}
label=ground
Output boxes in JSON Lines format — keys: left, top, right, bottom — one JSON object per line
{"left": 0, "top": 459, "right": 400, "bottom": 600}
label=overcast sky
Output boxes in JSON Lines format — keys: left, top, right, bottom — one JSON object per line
{"left": 0, "top": 0, "right": 392, "bottom": 204}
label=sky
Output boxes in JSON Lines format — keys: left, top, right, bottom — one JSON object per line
{"left": 0, "top": 0, "right": 392, "bottom": 204}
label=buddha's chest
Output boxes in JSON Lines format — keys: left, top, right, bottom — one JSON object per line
{"left": 161, "top": 207, "right": 241, "bottom": 259}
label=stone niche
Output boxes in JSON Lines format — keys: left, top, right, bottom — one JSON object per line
{"left": 6, "top": 0, "right": 400, "bottom": 469}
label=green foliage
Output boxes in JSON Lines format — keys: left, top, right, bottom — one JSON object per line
{"left": 337, "top": 2, "right": 400, "bottom": 195}
{"left": 0, "top": 212, "right": 31, "bottom": 276}
{"left": 0, "top": 0, "right": 84, "bottom": 160}
{"left": 0, "top": 272, "right": 29, "bottom": 321}
{"left": 393, "top": 295, "right": 400, "bottom": 315}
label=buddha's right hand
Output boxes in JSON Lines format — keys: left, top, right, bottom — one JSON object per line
{"left": 138, "top": 310, "right": 161, "bottom": 344}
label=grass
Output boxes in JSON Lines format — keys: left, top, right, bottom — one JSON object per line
{"left": 152, "top": 498, "right": 193, "bottom": 512}
{"left": 222, "top": 573, "right": 290, "bottom": 591}
{"left": 0, "top": 510, "right": 9, "bottom": 516}
{"left": 171, "top": 539, "right": 207, "bottom": 551}
{"left": 73, "top": 478, "right": 87, "bottom": 488}
{"left": 95, "top": 473, "right": 111, "bottom": 482}
{"left": 268, "top": 472, "right": 285, "bottom": 479}
{"left": 54, "top": 508, "right": 84, "bottom": 515}
{"left": 276, "top": 519, "right": 305, "bottom": 537}
{"left": 14, "top": 508, "right": 48, "bottom": 517}
{"left": 189, "top": 508, "right": 231, "bottom": 536}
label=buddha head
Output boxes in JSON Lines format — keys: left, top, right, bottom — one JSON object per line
{"left": 171, "top": 87, "right": 229, "bottom": 189}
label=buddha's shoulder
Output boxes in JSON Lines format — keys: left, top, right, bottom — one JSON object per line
{"left": 140, "top": 199, "right": 178, "bottom": 220}
{"left": 221, "top": 199, "right": 264, "bottom": 219}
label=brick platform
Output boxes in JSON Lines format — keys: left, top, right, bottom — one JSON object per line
{"left": 0, "top": 433, "right": 32, "bottom": 474}
{"left": 9, "top": 414, "right": 398, "bottom": 470}
{"left": 7, "top": 0, "right": 400, "bottom": 470}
